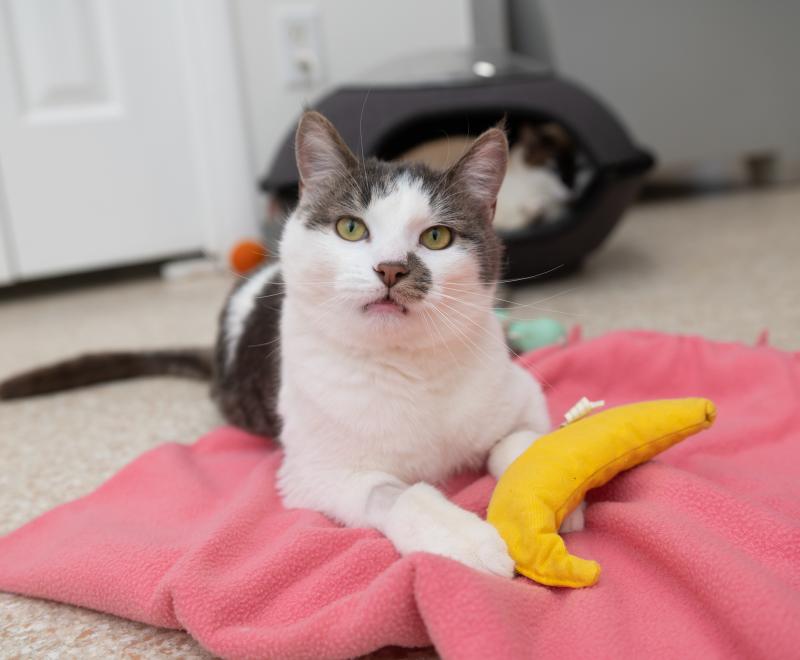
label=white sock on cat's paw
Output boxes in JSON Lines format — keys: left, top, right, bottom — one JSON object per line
{"left": 559, "top": 501, "right": 587, "bottom": 533}
{"left": 383, "top": 482, "right": 515, "bottom": 578}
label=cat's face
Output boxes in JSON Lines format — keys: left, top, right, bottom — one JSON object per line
{"left": 280, "top": 111, "right": 507, "bottom": 349}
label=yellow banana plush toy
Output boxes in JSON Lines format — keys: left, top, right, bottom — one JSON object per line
{"left": 487, "top": 398, "right": 717, "bottom": 588}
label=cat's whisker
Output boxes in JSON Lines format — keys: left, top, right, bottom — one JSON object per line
{"left": 439, "top": 287, "right": 585, "bottom": 316}
{"left": 504, "top": 312, "right": 583, "bottom": 322}
{"left": 442, "top": 264, "right": 566, "bottom": 287}
{"left": 229, "top": 269, "right": 257, "bottom": 282}
{"left": 428, "top": 302, "right": 496, "bottom": 370}
{"left": 436, "top": 298, "right": 515, "bottom": 356}
{"left": 254, "top": 291, "right": 288, "bottom": 300}
{"left": 261, "top": 344, "right": 282, "bottom": 363}
{"left": 247, "top": 337, "right": 281, "bottom": 349}
{"left": 427, "top": 305, "right": 481, "bottom": 366}
{"left": 435, "top": 288, "right": 517, "bottom": 312}
{"left": 440, "top": 281, "right": 580, "bottom": 307}
{"left": 495, "top": 264, "right": 566, "bottom": 283}
{"left": 435, "top": 288, "right": 583, "bottom": 318}
{"left": 435, "top": 297, "right": 554, "bottom": 389}
{"left": 420, "top": 306, "right": 459, "bottom": 368}
{"left": 277, "top": 279, "right": 343, "bottom": 285}
{"left": 436, "top": 299, "right": 523, "bottom": 368}
{"left": 525, "top": 286, "right": 581, "bottom": 306}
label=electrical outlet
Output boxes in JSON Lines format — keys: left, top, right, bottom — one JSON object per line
{"left": 273, "top": 4, "right": 324, "bottom": 87}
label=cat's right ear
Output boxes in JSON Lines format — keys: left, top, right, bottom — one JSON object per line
{"left": 445, "top": 125, "right": 509, "bottom": 220}
{"left": 295, "top": 111, "right": 357, "bottom": 194}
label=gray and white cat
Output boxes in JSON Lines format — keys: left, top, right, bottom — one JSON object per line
{"left": 1, "top": 111, "right": 584, "bottom": 576}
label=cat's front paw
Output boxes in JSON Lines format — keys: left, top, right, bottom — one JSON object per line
{"left": 384, "top": 482, "right": 515, "bottom": 578}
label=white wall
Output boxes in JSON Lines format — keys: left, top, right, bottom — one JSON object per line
{"left": 513, "top": 0, "right": 800, "bottom": 174}
{"left": 232, "top": 0, "right": 474, "bottom": 179}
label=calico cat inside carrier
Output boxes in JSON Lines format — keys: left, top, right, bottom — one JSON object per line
{"left": 260, "top": 50, "right": 654, "bottom": 281}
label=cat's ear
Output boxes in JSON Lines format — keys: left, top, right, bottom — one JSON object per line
{"left": 446, "top": 125, "right": 509, "bottom": 219}
{"left": 295, "top": 111, "right": 357, "bottom": 192}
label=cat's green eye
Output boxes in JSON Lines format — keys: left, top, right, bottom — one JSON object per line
{"left": 335, "top": 216, "right": 368, "bottom": 241}
{"left": 420, "top": 225, "right": 453, "bottom": 250}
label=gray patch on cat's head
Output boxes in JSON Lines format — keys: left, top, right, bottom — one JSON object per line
{"left": 300, "top": 158, "right": 426, "bottom": 228}
{"left": 299, "top": 157, "right": 505, "bottom": 285}
{"left": 300, "top": 158, "right": 398, "bottom": 230}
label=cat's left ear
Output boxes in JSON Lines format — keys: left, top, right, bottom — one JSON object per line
{"left": 446, "top": 125, "right": 509, "bottom": 220}
{"left": 295, "top": 111, "right": 357, "bottom": 194}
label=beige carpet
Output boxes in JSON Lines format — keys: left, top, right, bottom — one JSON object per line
{"left": 1, "top": 186, "right": 798, "bottom": 657}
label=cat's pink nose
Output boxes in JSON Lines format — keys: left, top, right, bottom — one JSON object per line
{"left": 374, "top": 262, "right": 409, "bottom": 288}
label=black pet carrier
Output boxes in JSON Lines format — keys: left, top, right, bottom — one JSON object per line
{"left": 260, "top": 50, "right": 654, "bottom": 281}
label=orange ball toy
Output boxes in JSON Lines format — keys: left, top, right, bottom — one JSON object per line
{"left": 229, "top": 239, "right": 268, "bottom": 275}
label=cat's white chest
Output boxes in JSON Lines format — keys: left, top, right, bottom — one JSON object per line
{"left": 278, "top": 304, "right": 533, "bottom": 483}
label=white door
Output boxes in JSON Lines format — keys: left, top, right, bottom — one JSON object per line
{"left": 0, "top": 0, "right": 218, "bottom": 279}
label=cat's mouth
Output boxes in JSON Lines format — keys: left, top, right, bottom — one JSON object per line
{"left": 364, "top": 294, "right": 407, "bottom": 315}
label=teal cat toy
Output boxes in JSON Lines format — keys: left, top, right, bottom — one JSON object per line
{"left": 495, "top": 309, "right": 566, "bottom": 353}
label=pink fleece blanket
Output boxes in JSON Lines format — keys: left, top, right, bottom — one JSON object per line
{"left": 1, "top": 330, "right": 799, "bottom": 659}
